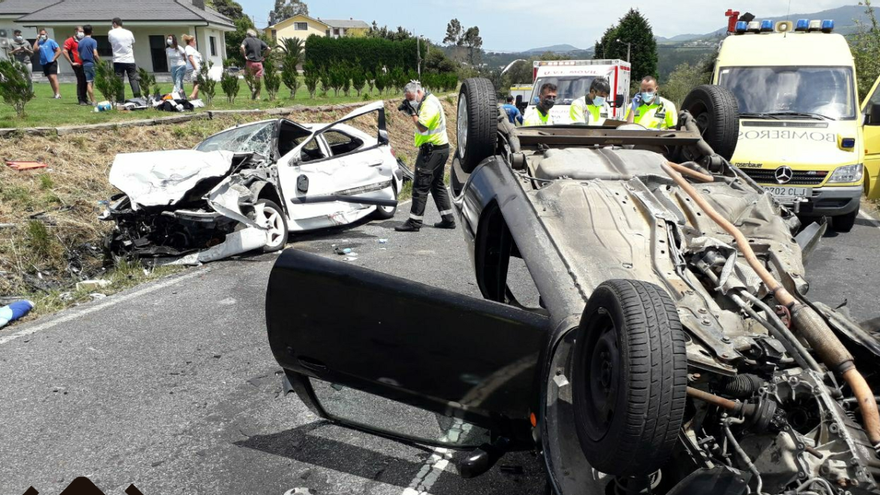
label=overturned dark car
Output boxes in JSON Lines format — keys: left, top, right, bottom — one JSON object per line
{"left": 101, "top": 102, "right": 409, "bottom": 264}
{"left": 266, "top": 79, "right": 880, "bottom": 495}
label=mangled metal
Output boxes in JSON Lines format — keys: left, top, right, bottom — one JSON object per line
{"left": 101, "top": 102, "right": 407, "bottom": 263}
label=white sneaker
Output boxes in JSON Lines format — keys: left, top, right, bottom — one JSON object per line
{"left": 53, "top": 94, "right": 61, "bottom": 99}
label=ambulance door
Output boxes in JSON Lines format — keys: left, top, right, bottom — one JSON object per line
{"left": 862, "top": 76, "right": 880, "bottom": 199}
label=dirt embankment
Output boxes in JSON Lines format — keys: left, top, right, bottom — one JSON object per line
{"left": 0, "top": 96, "right": 459, "bottom": 313}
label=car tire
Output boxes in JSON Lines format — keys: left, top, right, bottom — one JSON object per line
{"left": 257, "top": 199, "right": 289, "bottom": 252}
{"left": 571, "top": 279, "right": 687, "bottom": 477}
{"left": 680, "top": 85, "right": 740, "bottom": 161}
{"left": 457, "top": 78, "right": 497, "bottom": 173}
{"left": 831, "top": 208, "right": 858, "bottom": 232}
{"left": 372, "top": 183, "right": 398, "bottom": 220}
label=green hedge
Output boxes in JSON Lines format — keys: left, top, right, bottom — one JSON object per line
{"left": 305, "top": 35, "right": 427, "bottom": 73}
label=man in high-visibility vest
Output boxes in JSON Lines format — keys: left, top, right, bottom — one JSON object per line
{"left": 626, "top": 76, "right": 678, "bottom": 130}
{"left": 570, "top": 77, "right": 612, "bottom": 125}
{"left": 395, "top": 81, "right": 455, "bottom": 232}
{"left": 523, "top": 83, "right": 558, "bottom": 126}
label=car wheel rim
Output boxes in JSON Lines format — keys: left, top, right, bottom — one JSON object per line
{"left": 261, "top": 207, "right": 284, "bottom": 247}
{"left": 583, "top": 314, "right": 619, "bottom": 442}
{"left": 457, "top": 93, "right": 468, "bottom": 159}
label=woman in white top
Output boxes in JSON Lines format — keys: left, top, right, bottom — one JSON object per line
{"left": 165, "top": 34, "right": 186, "bottom": 96}
{"left": 181, "top": 34, "right": 203, "bottom": 100}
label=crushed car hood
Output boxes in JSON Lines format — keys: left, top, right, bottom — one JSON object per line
{"left": 109, "top": 150, "right": 235, "bottom": 210}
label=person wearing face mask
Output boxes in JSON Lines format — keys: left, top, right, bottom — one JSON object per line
{"left": 165, "top": 34, "right": 187, "bottom": 97}
{"left": 394, "top": 81, "right": 455, "bottom": 232}
{"left": 77, "top": 25, "right": 99, "bottom": 105}
{"left": 626, "top": 76, "right": 677, "bottom": 130}
{"left": 7, "top": 30, "right": 34, "bottom": 93}
{"left": 63, "top": 26, "right": 88, "bottom": 105}
{"left": 523, "top": 83, "right": 558, "bottom": 126}
{"left": 570, "top": 77, "right": 612, "bottom": 125}
{"left": 33, "top": 29, "right": 62, "bottom": 99}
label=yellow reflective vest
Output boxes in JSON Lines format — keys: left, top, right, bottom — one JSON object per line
{"left": 570, "top": 96, "right": 608, "bottom": 125}
{"left": 523, "top": 106, "right": 554, "bottom": 126}
{"left": 414, "top": 94, "right": 449, "bottom": 147}
{"left": 625, "top": 96, "right": 678, "bottom": 130}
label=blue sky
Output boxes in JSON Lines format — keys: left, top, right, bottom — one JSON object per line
{"left": 239, "top": 0, "right": 860, "bottom": 52}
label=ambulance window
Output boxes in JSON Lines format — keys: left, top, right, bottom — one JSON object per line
{"left": 531, "top": 76, "right": 596, "bottom": 105}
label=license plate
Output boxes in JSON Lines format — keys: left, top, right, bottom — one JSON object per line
{"left": 762, "top": 186, "right": 811, "bottom": 201}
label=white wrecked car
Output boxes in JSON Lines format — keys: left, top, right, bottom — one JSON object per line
{"left": 101, "top": 102, "right": 410, "bottom": 263}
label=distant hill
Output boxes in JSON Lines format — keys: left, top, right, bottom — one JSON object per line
{"left": 523, "top": 43, "right": 582, "bottom": 54}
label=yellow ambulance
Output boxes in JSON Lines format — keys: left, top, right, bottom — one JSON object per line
{"left": 714, "top": 18, "right": 880, "bottom": 232}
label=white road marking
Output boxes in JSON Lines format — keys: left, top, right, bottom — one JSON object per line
{"left": 859, "top": 210, "right": 880, "bottom": 230}
{"left": 402, "top": 447, "right": 453, "bottom": 495}
{"left": 0, "top": 267, "right": 210, "bottom": 346}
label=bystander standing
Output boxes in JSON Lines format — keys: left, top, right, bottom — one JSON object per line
{"left": 34, "top": 28, "right": 61, "bottom": 99}
{"left": 77, "top": 25, "right": 99, "bottom": 105}
{"left": 62, "top": 26, "right": 89, "bottom": 105}
{"left": 182, "top": 34, "right": 203, "bottom": 100}
{"left": 240, "top": 29, "right": 270, "bottom": 100}
{"left": 166, "top": 34, "right": 186, "bottom": 96}
{"left": 108, "top": 17, "right": 140, "bottom": 101}
{"left": 8, "top": 30, "right": 34, "bottom": 92}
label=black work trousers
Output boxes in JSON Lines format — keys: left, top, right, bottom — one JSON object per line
{"left": 113, "top": 62, "right": 141, "bottom": 101}
{"left": 72, "top": 64, "right": 87, "bottom": 104}
{"left": 409, "top": 144, "right": 452, "bottom": 225}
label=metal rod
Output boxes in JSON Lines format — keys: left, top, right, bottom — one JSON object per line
{"left": 724, "top": 422, "right": 764, "bottom": 495}
{"left": 687, "top": 387, "right": 738, "bottom": 410}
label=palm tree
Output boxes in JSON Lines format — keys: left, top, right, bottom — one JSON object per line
{"left": 278, "top": 37, "right": 305, "bottom": 68}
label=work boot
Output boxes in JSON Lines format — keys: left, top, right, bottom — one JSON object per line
{"left": 394, "top": 219, "right": 422, "bottom": 232}
{"left": 433, "top": 218, "right": 456, "bottom": 229}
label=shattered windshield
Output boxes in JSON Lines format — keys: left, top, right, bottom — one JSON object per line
{"left": 196, "top": 122, "right": 276, "bottom": 157}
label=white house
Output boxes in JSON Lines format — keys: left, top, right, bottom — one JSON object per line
{"left": 0, "top": 0, "right": 234, "bottom": 79}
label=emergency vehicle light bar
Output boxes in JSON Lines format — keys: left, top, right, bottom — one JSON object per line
{"left": 733, "top": 18, "right": 834, "bottom": 35}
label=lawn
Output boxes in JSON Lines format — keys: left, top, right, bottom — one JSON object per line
{"left": 0, "top": 81, "right": 400, "bottom": 128}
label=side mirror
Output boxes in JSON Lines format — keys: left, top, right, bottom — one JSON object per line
{"left": 614, "top": 94, "right": 625, "bottom": 108}
{"left": 288, "top": 153, "right": 300, "bottom": 166}
{"left": 378, "top": 129, "right": 389, "bottom": 146}
{"left": 869, "top": 103, "right": 880, "bottom": 126}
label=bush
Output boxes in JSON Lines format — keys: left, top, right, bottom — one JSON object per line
{"left": 221, "top": 69, "right": 240, "bottom": 104}
{"left": 374, "top": 67, "right": 387, "bottom": 95}
{"left": 341, "top": 66, "right": 352, "bottom": 96}
{"left": 0, "top": 60, "right": 34, "bottom": 117}
{"left": 262, "top": 56, "right": 281, "bottom": 101}
{"left": 351, "top": 67, "right": 366, "bottom": 97}
{"left": 663, "top": 61, "right": 711, "bottom": 108}
{"left": 137, "top": 68, "right": 161, "bottom": 97}
{"left": 305, "top": 35, "right": 424, "bottom": 74}
{"left": 281, "top": 58, "right": 298, "bottom": 99}
{"left": 390, "top": 67, "right": 405, "bottom": 94}
{"left": 852, "top": 0, "right": 880, "bottom": 101}
{"left": 365, "top": 70, "right": 375, "bottom": 95}
{"left": 319, "top": 70, "right": 331, "bottom": 97}
{"left": 303, "top": 62, "right": 319, "bottom": 99}
{"left": 196, "top": 61, "right": 217, "bottom": 105}
{"left": 95, "top": 61, "right": 124, "bottom": 104}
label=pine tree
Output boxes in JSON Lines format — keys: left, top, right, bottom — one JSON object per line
{"left": 268, "top": 0, "right": 308, "bottom": 26}
{"left": 594, "top": 9, "right": 658, "bottom": 82}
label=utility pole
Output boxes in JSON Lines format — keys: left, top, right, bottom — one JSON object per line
{"left": 416, "top": 35, "right": 422, "bottom": 79}
{"left": 615, "top": 38, "right": 631, "bottom": 63}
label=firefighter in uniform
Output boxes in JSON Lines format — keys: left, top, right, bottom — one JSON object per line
{"left": 522, "top": 83, "right": 558, "bottom": 126}
{"left": 395, "top": 81, "right": 456, "bottom": 232}
{"left": 626, "top": 76, "right": 678, "bottom": 130}
{"left": 570, "top": 77, "right": 611, "bottom": 125}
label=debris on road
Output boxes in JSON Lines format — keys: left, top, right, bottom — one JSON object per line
{"left": 334, "top": 247, "right": 352, "bottom": 255}
{"left": 6, "top": 160, "right": 49, "bottom": 171}
{"left": 0, "top": 300, "right": 34, "bottom": 328}
{"left": 378, "top": 238, "right": 388, "bottom": 244}
{"left": 75, "top": 279, "right": 111, "bottom": 291}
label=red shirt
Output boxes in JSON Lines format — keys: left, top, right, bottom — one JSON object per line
{"left": 63, "top": 37, "right": 81, "bottom": 64}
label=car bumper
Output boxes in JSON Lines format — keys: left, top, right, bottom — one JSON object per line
{"left": 793, "top": 185, "right": 862, "bottom": 217}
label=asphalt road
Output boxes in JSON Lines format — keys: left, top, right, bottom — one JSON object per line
{"left": 2, "top": 202, "right": 880, "bottom": 495}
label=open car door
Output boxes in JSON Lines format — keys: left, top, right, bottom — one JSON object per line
{"left": 266, "top": 249, "right": 549, "bottom": 450}
{"left": 276, "top": 102, "right": 399, "bottom": 229}
{"left": 861, "top": 75, "right": 880, "bottom": 200}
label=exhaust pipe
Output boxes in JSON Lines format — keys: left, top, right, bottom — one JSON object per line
{"left": 661, "top": 162, "right": 880, "bottom": 449}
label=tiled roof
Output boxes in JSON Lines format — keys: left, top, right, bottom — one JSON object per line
{"left": 16, "top": 0, "right": 234, "bottom": 28}
{"left": 321, "top": 19, "right": 369, "bottom": 29}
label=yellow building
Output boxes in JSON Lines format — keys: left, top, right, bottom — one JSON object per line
{"left": 268, "top": 14, "right": 370, "bottom": 45}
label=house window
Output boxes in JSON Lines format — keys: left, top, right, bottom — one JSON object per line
{"left": 92, "top": 36, "right": 114, "bottom": 57}
{"left": 209, "top": 36, "right": 217, "bottom": 56}
{"left": 271, "top": 29, "right": 277, "bottom": 41}
{"left": 333, "top": 28, "right": 340, "bottom": 36}
{"left": 325, "top": 29, "right": 330, "bottom": 36}
{"left": 295, "top": 22, "right": 308, "bottom": 31}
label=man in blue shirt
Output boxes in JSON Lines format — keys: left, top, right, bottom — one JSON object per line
{"left": 502, "top": 96, "right": 523, "bottom": 126}
{"left": 77, "top": 25, "right": 100, "bottom": 105}
{"left": 33, "top": 28, "right": 62, "bottom": 98}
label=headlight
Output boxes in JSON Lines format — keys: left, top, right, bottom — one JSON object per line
{"left": 828, "top": 164, "right": 864, "bottom": 184}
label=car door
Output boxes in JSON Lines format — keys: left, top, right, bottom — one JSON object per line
{"left": 276, "top": 102, "right": 397, "bottom": 228}
{"left": 266, "top": 249, "right": 549, "bottom": 449}
{"left": 861, "top": 75, "right": 880, "bottom": 199}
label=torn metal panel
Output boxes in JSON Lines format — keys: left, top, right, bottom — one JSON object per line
{"left": 206, "top": 177, "right": 264, "bottom": 230}
{"left": 109, "top": 150, "right": 235, "bottom": 210}
{"left": 163, "top": 227, "right": 268, "bottom": 266}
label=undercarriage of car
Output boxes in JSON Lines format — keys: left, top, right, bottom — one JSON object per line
{"left": 265, "top": 79, "right": 880, "bottom": 495}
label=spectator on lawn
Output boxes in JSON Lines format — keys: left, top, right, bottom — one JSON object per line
{"left": 182, "top": 34, "right": 203, "bottom": 100}
{"left": 240, "top": 29, "right": 270, "bottom": 100}
{"left": 8, "top": 30, "right": 34, "bottom": 93}
{"left": 34, "top": 28, "right": 61, "bottom": 99}
{"left": 78, "top": 25, "right": 99, "bottom": 105}
{"left": 166, "top": 34, "right": 186, "bottom": 96}
{"left": 63, "top": 26, "right": 89, "bottom": 105}
{"left": 108, "top": 17, "right": 140, "bottom": 101}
